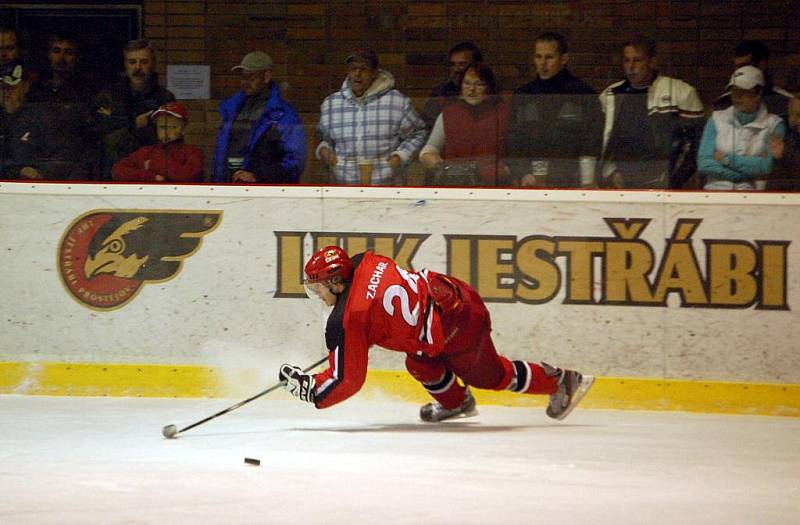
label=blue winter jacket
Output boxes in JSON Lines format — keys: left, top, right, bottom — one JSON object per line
{"left": 213, "top": 84, "right": 306, "bottom": 183}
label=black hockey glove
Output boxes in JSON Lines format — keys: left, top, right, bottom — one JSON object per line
{"left": 279, "top": 364, "right": 316, "bottom": 403}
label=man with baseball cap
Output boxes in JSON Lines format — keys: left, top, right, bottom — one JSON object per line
{"left": 1, "top": 62, "right": 29, "bottom": 178}
{"left": 212, "top": 50, "right": 306, "bottom": 184}
{"left": 316, "top": 48, "right": 427, "bottom": 185}
{"left": 698, "top": 65, "right": 786, "bottom": 191}
{"left": 1, "top": 64, "right": 92, "bottom": 180}
{"left": 112, "top": 101, "right": 204, "bottom": 182}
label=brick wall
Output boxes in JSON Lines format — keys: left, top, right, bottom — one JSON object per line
{"left": 142, "top": 0, "right": 800, "bottom": 182}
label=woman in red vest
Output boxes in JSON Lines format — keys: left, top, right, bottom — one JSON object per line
{"left": 420, "top": 62, "right": 511, "bottom": 186}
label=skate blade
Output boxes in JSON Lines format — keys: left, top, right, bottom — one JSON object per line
{"left": 447, "top": 408, "right": 479, "bottom": 422}
{"left": 553, "top": 375, "right": 595, "bottom": 421}
{"left": 422, "top": 408, "right": 479, "bottom": 423}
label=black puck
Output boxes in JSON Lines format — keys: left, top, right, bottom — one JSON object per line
{"left": 244, "top": 457, "right": 261, "bottom": 466}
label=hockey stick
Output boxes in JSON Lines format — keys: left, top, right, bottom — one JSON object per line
{"left": 162, "top": 355, "right": 328, "bottom": 439}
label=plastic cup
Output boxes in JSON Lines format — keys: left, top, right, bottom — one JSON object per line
{"left": 579, "top": 156, "right": 597, "bottom": 187}
{"left": 358, "top": 160, "right": 374, "bottom": 186}
{"left": 531, "top": 160, "right": 548, "bottom": 185}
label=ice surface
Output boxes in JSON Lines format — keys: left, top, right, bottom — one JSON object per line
{"left": 1, "top": 395, "right": 798, "bottom": 524}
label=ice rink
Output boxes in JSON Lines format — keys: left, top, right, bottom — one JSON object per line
{"left": 1, "top": 395, "right": 798, "bottom": 525}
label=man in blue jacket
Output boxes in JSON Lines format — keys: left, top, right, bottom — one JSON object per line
{"left": 213, "top": 51, "right": 306, "bottom": 183}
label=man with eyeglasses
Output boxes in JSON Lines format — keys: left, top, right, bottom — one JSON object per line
{"left": 212, "top": 51, "right": 306, "bottom": 184}
{"left": 420, "top": 41, "right": 484, "bottom": 128}
{"left": 507, "top": 32, "right": 603, "bottom": 188}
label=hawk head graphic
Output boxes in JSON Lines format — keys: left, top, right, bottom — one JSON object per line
{"left": 83, "top": 212, "right": 221, "bottom": 282}
{"left": 84, "top": 217, "right": 151, "bottom": 279}
{"left": 59, "top": 210, "right": 222, "bottom": 311}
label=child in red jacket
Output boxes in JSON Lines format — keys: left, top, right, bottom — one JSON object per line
{"left": 112, "top": 102, "right": 204, "bottom": 182}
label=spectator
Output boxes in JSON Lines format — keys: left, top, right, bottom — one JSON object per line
{"left": 212, "top": 51, "right": 306, "bottom": 184}
{"left": 420, "top": 41, "right": 483, "bottom": 128}
{"left": 0, "top": 64, "right": 92, "bottom": 180}
{"left": 698, "top": 66, "right": 785, "bottom": 191}
{"left": 714, "top": 40, "right": 794, "bottom": 122}
{"left": 769, "top": 95, "right": 800, "bottom": 191}
{"left": 420, "top": 62, "right": 510, "bottom": 186}
{"left": 0, "top": 62, "right": 23, "bottom": 176}
{"left": 0, "top": 26, "right": 21, "bottom": 75}
{"left": 29, "top": 33, "right": 94, "bottom": 104}
{"left": 112, "top": 102, "right": 203, "bottom": 183}
{"left": 786, "top": 67, "right": 800, "bottom": 93}
{"left": 599, "top": 35, "right": 705, "bottom": 189}
{"left": 94, "top": 39, "right": 175, "bottom": 180}
{"left": 316, "top": 49, "right": 427, "bottom": 186}
{"left": 506, "top": 32, "right": 602, "bottom": 188}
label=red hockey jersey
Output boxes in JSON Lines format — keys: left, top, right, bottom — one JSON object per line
{"left": 313, "top": 252, "right": 446, "bottom": 408}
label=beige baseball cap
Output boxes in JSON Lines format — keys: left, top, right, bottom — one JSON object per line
{"left": 231, "top": 51, "right": 273, "bottom": 72}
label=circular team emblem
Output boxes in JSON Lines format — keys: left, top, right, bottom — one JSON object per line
{"left": 58, "top": 210, "right": 222, "bottom": 311}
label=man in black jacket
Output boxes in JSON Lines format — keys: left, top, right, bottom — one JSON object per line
{"left": 29, "top": 33, "right": 95, "bottom": 105}
{"left": 714, "top": 40, "right": 793, "bottom": 123}
{"left": 506, "top": 32, "right": 603, "bottom": 188}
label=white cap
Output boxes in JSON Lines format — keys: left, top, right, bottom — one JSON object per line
{"left": 728, "top": 65, "right": 765, "bottom": 90}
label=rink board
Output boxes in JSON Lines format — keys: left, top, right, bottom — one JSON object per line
{"left": 0, "top": 182, "right": 798, "bottom": 415}
{"left": 1, "top": 361, "right": 798, "bottom": 416}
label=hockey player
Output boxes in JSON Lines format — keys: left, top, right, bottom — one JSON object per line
{"left": 279, "top": 246, "right": 594, "bottom": 422}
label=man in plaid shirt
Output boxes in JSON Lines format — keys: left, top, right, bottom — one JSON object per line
{"left": 316, "top": 49, "right": 427, "bottom": 185}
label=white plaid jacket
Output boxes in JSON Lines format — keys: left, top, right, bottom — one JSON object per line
{"left": 316, "top": 71, "right": 427, "bottom": 185}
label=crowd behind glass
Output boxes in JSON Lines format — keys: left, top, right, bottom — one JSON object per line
{"left": 1, "top": 26, "right": 798, "bottom": 191}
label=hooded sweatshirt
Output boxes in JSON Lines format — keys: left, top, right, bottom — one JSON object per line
{"left": 316, "top": 69, "right": 427, "bottom": 185}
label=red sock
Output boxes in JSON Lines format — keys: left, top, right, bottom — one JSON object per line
{"left": 508, "top": 361, "right": 558, "bottom": 395}
{"left": 421, "top": 369, "right": 466, "bottom": 409}
{"left": 406, "top": 353, "right": 466, "bottom": 409}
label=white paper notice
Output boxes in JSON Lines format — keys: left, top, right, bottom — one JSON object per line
{"left": 166, "top": 65, "right": 211, "bottom": 100}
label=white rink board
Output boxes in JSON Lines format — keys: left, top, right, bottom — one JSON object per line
{"left": 0, "top": 183, "right": 798, "bottom": 383}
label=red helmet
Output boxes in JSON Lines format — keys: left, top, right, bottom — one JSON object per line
{"left": 304, "top": 246, "right": 353, "bottom": 284}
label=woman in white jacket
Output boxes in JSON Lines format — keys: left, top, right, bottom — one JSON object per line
{"left": 698, "top": 65, "right": 785, "bottom": 191}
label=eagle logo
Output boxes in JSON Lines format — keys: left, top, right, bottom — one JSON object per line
{"left": 58, "top": 210, "right": 222, "bottom": 310}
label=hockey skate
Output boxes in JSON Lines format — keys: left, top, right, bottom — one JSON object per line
{"left": 545, "top": 366, "right": 595, "bottom": 421}
{"left": 420, "top": 387, "right": 478, "bottom": 422}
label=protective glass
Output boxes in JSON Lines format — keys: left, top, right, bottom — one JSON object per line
{"left": 303, "top": 280, "right": 328, "bottom": 300}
